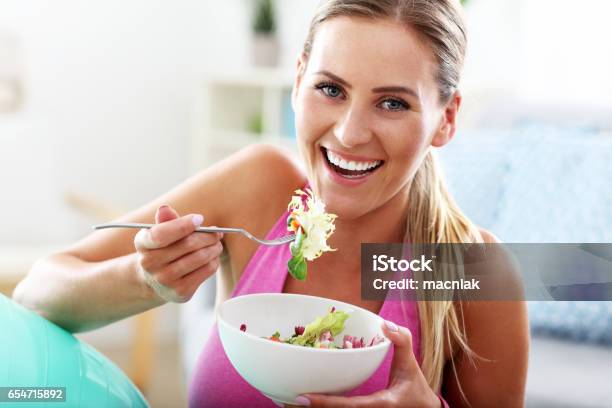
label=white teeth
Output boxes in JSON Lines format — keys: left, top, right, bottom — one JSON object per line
{"left": 325, "top": 149, "right": 381, "bottom": 172}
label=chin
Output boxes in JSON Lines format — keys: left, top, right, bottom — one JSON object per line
{"left": 314, "top": 182, "right": 371, "bottom": 221}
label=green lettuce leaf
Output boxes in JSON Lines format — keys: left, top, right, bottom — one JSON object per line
{"left": 288, "top": 256, "right": 307, "bottom": 281}
{"left": 288, "top": 227, "right": 307, "bottom": 280}
{"left": 289, "top": 309, "right": 349, "bottom": 346}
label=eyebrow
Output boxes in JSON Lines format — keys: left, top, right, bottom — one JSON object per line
{"left": 314, "top": 70, "right": 420, "bottom": 100}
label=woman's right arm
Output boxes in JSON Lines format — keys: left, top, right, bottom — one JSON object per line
{"left": 13, "top": 249, "right": 166, "bottom": 333}
{"left": 12, "top": 144, "right": 303, "bottom": 333}
{"left": 12, "top": 210, "right": 222, "bottom": 333}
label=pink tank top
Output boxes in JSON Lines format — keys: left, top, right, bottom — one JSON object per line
{"left": 188, "top": 208, "right": 422, "bottom": 407}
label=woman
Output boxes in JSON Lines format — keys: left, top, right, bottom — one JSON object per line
{"left": 13, "top": 0, "right": 529, "bottom": 406}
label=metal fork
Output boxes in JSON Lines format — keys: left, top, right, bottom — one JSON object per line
{"left": 92, "top": 223, "right": 296, "bottom": 246}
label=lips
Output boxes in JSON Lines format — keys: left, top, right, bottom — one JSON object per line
{"left": 321, "top": 147, "right": 384, "bottom": 178}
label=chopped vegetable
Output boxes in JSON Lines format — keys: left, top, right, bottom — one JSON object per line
{"left": 269, "top": 331, "right": 282, "bottom": 342}
{"left": 254, "top": 307, "right": 385, "bottom": 349}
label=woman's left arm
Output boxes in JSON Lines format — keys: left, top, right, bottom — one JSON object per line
{"left": 442, "top": 299, "right": 529, "bottom": 407}
{"left": 443, "top": 230, "right": 529, "bottom": 407}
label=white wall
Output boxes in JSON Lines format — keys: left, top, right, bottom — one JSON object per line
{"left": 0, "top": 0, "right": 322, "bottom": 246}
{"left": 460, "top": 0, "right": 612, "bottom": 129}
{"left": 0, "top": 0, "right": 257, "bottom": 245}
{"left": 520, "top": 0, "right": 612, "bottom": 108}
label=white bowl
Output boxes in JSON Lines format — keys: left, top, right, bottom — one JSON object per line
{"left": 217, "top": 293, "right": 391, "bottom": 406}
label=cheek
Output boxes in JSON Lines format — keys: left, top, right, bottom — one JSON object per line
{"left": 295, "top": 90, "right": 334, "bottom": 145}
{"left": 378, "top": 119, "right": 429, "bottom": 163}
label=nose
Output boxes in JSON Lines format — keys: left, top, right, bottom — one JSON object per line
{"left": 333, "top": 105, "right": 373, "bottom": 148}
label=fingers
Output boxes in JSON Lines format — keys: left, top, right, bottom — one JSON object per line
{"left": 156, "top": 241, "right": 223, "bottom": 282}
{"left": 285, "top": 391, "right": 390, "bottom": 408}
{"left": 134, "top": 228, "right": 162, "bottom": 250}
{"left": 155, "top": 204, "right": 180, "bottom": 223}
{"left": 133, "top": 204, "right": 221, "bottom": 303}
{"left": 172, "top": 257, "right": 221, "bottom": 300}
{"left": 381, "top": 320, "right": 419, "bottom": 384}
{"left": 139, "top": 230, "right": 222, "bottom": 271}
{"left": 135, "top": 212, "right": 203, "bottom": 251}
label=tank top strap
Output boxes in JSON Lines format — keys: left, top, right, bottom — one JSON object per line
{"left": 379, "top": 296, "right": 421, "bottom": 365}
{"left": 376, "top": 242, "right": 422, "bottom": 364}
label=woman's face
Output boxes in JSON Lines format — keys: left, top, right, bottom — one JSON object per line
{"left": 293, "top": 17, "right": 459, "bottom": 220}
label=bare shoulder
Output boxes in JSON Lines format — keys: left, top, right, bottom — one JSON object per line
{"left": 464, "top": 228, "right": 526, "bottom": 317}
{"left": 478, "top": 228, "right": 501, "bottom": 244}
{"left": 222, "top": 143, "right": 306, "bottom": 211}
{"left": 219, "top": 144, "right": 306, "bottom": 228}
{"left": 463, "top": 229, "right": 526, "bottom": 323}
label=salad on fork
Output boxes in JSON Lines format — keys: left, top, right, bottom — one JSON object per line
{"left": 286, "top": 189, "right": 337, "bottom": 281}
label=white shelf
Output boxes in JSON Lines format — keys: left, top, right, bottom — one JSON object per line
{"left": 203, "top": 130, "right": 297, "bottom": 167}
{"left": 191, "top": 68, "right": 297, "bottom": 172}
{"left": 205, "top": 67, "right": 294, "bottom": 88}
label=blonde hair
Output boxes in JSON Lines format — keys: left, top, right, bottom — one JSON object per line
{"left": 301, "top": 0, "right": 482, "bottom": 398}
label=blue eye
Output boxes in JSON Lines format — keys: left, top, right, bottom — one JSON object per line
{"left": 316, "top": 82, "right": 344, "bottom": 99}
{"left": 379, "top": 99, "right": 409, "bottom": 111}
{"left": 325, "top": 86, "right": 341, "bottom": 98}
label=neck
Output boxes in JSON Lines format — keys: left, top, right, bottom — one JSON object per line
{"left": 315, "top": 185, "right": 411, "bottom": 274}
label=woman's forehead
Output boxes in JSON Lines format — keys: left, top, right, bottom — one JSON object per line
{"left": 307, "top": 16, "right": 438, "bottom": 91}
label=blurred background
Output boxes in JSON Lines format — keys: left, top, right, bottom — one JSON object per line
{"left": 1, "top": 0, "right": 611, "bottom": 407}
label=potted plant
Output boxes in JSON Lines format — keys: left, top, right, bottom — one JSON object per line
{"left": 251, "top": 0, "right": 279, "bottom": 67}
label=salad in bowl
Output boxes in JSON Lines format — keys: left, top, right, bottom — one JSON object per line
{"left": 217, "top": 293, "right": 390, "bottom": 406}
{"left": 245, "top": 306, "right": 385, "bottom": 349}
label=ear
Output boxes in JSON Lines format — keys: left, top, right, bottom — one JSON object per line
{"left": 431, "top": 90, "right": 461, "bottom": 148}
{"left": 291, "top": 53, "right": 307, "bottom": 111}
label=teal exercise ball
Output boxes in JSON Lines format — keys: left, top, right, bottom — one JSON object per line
{"left": 0, "top": 294, "right": 149, "bottom": 408}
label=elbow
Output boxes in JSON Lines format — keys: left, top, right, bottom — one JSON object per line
{"left": 11, "top": 259, "right": 80, "bottom": 334}
{"left": 11, "top": 277, "right": 27, "bottom": 305}
{"left": 12, "top": 273, "right": 52, "bottom": 323}
{"left": 13, "top": 284, "right": 81, "bottom": 334}
{"left": 12, "top": 256, "right": 44, "bottom": 301}
{"left": 11, "top": 263, "right": 40, "bottom": 311}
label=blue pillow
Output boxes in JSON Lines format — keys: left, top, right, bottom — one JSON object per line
{"left": 437, "top": 128, "right": 517, "bottom": 230}
{"left": 529, "top": 301, "right": 612, "bottom": 346}
{"left": 492, "top": 125, "right": 612, "bottom": 243}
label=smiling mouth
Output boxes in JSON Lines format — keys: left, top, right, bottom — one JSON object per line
{"left": 321, "top": 147, "right": 385, "bottom": 178}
